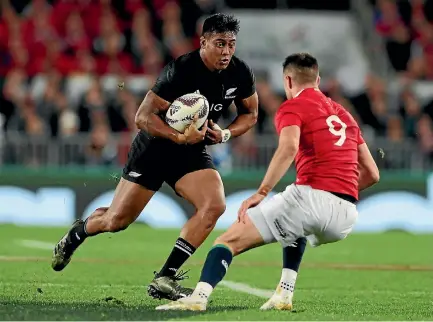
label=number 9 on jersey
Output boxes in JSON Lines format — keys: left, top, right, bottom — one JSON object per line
{"left": 326, "top": 115, "right": 347, "bottom": 146}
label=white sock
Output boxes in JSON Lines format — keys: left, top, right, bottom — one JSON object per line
{"left": 191, "top": 282, "right": 213, "bottom": 302}
{"left": 276, "top": 268, "right": 297, "bottom": 298}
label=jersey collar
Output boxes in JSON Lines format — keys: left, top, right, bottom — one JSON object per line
{"left": 294, "top": 89, "right": 305, "bottom": 98}
{"left": 294, "top": 87, "right": 319, "bottom": 98}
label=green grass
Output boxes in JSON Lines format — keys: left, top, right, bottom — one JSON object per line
{"left": 0, "top": 224, "right": 432, "bottom": 320}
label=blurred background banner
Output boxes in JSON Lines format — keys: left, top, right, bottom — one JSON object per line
{"left": 0, "top": 0, "right": 432, "bottom": 232}
{"left": 0, "top": 169, "right": 432, "bottom": 232}
{"left": 227, "top": 11, "right": 369, "bottom": 94}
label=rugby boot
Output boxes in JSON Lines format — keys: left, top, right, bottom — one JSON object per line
{"left": 155, "top": 295, "right": 207, "bottom": 311}
{"left": 260, "top": 290, "right": 293, "bottom": 311}
{"left": 148, "top": 270, "right": 194, "bottom": 301}
{"left": 51, "top": 219, "right": 84, "bottom": 271}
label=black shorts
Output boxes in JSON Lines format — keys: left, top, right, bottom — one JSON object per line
{"left": 122, "top": 131, "right": 216, "bottom": 191}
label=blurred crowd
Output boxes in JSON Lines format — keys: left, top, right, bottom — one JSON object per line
{"left": 0, "top": 0, "right": 432, "bottom": 169}
{"left": 371, "top": 0, "right": 433, "bottom": 163}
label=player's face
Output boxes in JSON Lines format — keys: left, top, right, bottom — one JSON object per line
{"left": 201, "top": 32, "right": 236, "bottom": 70}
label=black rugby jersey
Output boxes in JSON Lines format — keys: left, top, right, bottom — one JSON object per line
{"left": 151, "top": 49, "right": 256, "bottom": 123}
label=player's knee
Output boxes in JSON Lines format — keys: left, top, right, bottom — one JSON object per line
{"left": 202, "top": 201, "right": 226, "bottom": 226}
{"left": 214, "top": 232, "right": 243, "bottom": 256}
{"left": 207, "top": 201, "right": 226, "bottom": 219}
{"left": 106, "top": 213, "right": 131, "bottom": 232}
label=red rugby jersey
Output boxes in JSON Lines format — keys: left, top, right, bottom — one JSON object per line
{"left": 275, "top": 88, "right": 364, "bottom": 200}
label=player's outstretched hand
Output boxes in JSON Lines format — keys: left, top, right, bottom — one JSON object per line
{"left": 205, "top": 120, "right": 223, "bottom": 144}
{"left": 237, "top": 193, "right": 265, "bottom": 224}
{"left": 184, "top": 114, "right": 208, "bottom": 144}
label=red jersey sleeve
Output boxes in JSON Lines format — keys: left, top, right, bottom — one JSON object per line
{"left": 274, "top": 101, "right": 302, "bottom": 135}
{"left": 358, "top": 129, "right": 365, "bottom": 145}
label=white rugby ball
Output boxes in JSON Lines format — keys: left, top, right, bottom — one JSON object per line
{"left": 165, "top": 93, "right": 210, "bottom": 133}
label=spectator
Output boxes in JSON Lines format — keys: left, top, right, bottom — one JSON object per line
{"left": 77, "top": 78, "right": 107, "bottom": 132}
{"left": 161, "top": 1, "right": 192, "bottom": 58}
{"left": 49, "top": 93, "right": 79, "bottom": 138}
{"left": 417, "top": 114, "right": 433, "bottom": 160}
{"left": 399, "top": 88, "right": 422, "bottom": 138}
{"left": 78, "top": 123, "right": 117, "bottom": 166}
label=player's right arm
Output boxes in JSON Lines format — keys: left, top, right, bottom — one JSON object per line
{"left": 134, "top": 61, "right": 206, "bottom": 144}
{"left": 135, "top": 90, "right": 187, "bottom": 144}
{"left": 357, "top": 141, "right": 380, "bottom": 191}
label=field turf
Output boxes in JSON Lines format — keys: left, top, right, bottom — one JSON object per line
{"left": 0, "top": 224, "right": 432, "bottom": 320}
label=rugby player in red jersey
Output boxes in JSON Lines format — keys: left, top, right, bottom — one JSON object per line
{"left": 155, "top": 53, "right": 380, "bottom": 311}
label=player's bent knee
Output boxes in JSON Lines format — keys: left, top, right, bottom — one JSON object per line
{"left": 214, "top": 232, "right": 244, "bottom": 256}
{"left": 197, "top": 201, "right": 226, "bottom": 227}
{"left": 207, "top": 201, "right": 226, "bottom": 219}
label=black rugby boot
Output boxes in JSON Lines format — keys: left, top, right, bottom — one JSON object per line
{"left": 51, "top": 219, "right": 85, "bottom": 271}
{"left": 148, "top": 270, "right": 194, "bottom": 300}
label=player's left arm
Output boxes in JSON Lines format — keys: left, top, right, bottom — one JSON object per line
{"left": 206, "top": 62, "right": 258, "bottom": 144}
{"left": 226, "top": 62, "right": 259, "bottom": 138}
{"left": 227, "top": 92, "right": 259, "bottom": 137}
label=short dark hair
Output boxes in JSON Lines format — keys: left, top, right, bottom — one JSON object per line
{"left": 282, "top": 53, "right": 319, "bottom": 84}
{"left": 202, "top": 13, "right": 240, "bottom": 36}
{"left": 282, "top": 53, "right": 318, "bottom": 71}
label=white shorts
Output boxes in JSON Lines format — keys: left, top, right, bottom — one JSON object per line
{"left": 248, "top": 184, "right": 358, "bottom": 248}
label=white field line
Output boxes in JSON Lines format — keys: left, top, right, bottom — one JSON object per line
{"left": 220, "top": 280, "right": 429, "bottom": 297}
{"left": 0, "top": 280, "right": 429, "bottom": 296}
{"left": 220, "top": 280, "right": 272, "bottom": 298}
{"left": 17, "top": 240, "right": 54, "bottom": 250}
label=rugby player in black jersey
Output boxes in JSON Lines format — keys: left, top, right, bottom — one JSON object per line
{"left": 51, "top": 13, "right": 259, "bottom": 300}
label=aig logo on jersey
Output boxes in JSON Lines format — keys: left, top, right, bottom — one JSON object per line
{"left": 193, "top": 89, "right": 226, "bottom": 112}
{"left": 210, "top": 103, "right": 223, "bottom": 112}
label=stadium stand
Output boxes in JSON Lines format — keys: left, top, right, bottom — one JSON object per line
{"left": 0, "top": 0, "right": 432, "bottom": 170}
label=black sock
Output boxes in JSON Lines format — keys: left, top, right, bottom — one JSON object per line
{"left": 283, "top": 237, "right": 307, "bottom": 271}
{"left": 67, "top": 219, "right": 88, "bottom": 247}
{"left": 159, "top": 238, "right": 196, "bottom": 277}
{"left": 199, "top": 244, "right": 233, "bottom": 288}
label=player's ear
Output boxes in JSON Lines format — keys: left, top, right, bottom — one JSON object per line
{"left": 200, "top": 36, "right": 206, "bottom": 49}
{"left": 316, "top": 75, "right": 321, "bottom": 87}
{"left": 287, "top": 75, "right": 293, "bottom": 89}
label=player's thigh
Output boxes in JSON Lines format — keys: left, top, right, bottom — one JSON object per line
{"left": 174, "top": 168, "right": 226, "bottom": 214}
{"left": 307, "top": 188, "right": 358, "bottom": 247}
{"left": 322, "top": 203, "right": 358, "bottom": 245}
{"left": 215, "top": 214, "right": 267, "bottom": 256}
{"left": 257, "top": 188, "right": 306, "bottom": 247}
{"left": 110, "top": 133, "right": 164, "bottom": 226}
{"left": 106, "top": 178, "right": 155, "bottom": 225}
{"left": 122, "top": 132, "right": 166, "bottom": 192}
{"left": 171, "top": 150, "right": 225, "bottom": 213}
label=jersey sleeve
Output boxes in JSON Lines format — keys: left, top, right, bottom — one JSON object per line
{"left": 358, "top": 128, "right": 365, "bottom": 145}
{"left": 237, "top": 61, "right": 256, "bottom": 99}
{"left": 151, "top": 60, "right": 182, "bottom": 102}
{"left": 274, "top": 102, "right": 302, "bottom": 135}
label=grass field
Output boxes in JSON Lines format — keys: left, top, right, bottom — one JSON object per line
{"left": 0, "top": 224, "right": 432, "bottom": 321}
